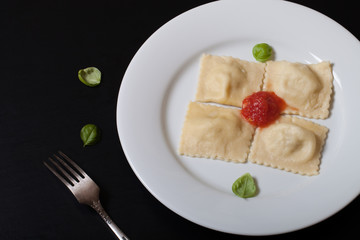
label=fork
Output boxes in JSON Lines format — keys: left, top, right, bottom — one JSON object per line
{"left": 44, "top": 151, "right": 130, "bottom": 240}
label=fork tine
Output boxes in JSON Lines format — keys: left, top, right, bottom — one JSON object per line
{"left": 48, "top": 157, "right": 78, "bottom": 185}
{"left": 44, "top": 160, "right": 73, "bottom": 189}
{"left": 53, "top": 153, "right": 83, "bottom": 180}
{"left": 58, "top": 151, "right": 88, "bottom": 178}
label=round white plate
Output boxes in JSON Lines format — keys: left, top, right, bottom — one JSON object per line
{"left": 117, "top": 0, "right": 360, "bottom": 235}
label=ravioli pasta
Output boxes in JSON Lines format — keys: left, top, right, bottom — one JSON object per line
{"left": 195, "top": 56, "right": 333, "bottom": 118}
{"left": 248, "top": 116, "right": 328, "bottom": 175}
{"left": 179, "top": 102, "right": 255, "bottom": 163}
{"left": 263, "top": 61, "right": 333, "bottom": 119}
{"left": 195, "top": 54, "right": 265, "bottom": 108}
{"left": 178, "top": 54, "right": 333, "bottom": 176}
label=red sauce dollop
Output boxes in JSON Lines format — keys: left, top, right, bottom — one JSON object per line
{"left": 240, "top": 91, "right": 286, "bottom": 127}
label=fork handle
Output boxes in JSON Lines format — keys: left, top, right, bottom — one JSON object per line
{"left": 91, "top": 200, "right": 130, "bottom": 240}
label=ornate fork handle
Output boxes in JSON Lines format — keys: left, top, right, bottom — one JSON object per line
{"left": 91, "top": 200, "right": 130, "bottom": 240}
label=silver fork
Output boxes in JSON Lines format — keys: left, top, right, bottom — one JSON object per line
{"left": 44, "top": 151, "right": 129, "bottom": 240}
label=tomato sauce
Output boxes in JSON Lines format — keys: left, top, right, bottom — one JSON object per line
{"left": 240, "top": 91, "right": 286, "bottom": 127}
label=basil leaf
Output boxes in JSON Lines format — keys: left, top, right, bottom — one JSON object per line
{"left": 252, "top": 43, "right": 273, "bottom": 62}
{"left": 232, "top": 173, "right": 257, "bottom": 198}
{"left": 80, "top": 124, "right": 101, "bottom": 147}
{"left": 78, "top": 67, "right": 101, "bottom": 87}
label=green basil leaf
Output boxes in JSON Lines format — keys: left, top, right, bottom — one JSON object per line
{"left": 252, "top": 43, "right": 273, "bottom": 62}
{"left": 80, "top": 124, "right": 101, "bottom": 147}
{"left": 78, "top": 67, "right": 101, "bottom": 87}
{"left": 232, "top": 173, "right": 257, "bottom": 198}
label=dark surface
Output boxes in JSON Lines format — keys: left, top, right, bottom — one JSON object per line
{"left": 0, "top": 0, "right": 358, "bottom": 239}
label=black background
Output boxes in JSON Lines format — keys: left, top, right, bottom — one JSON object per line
{"left": 0, "top": 0, "right": 358, "bottom": 239}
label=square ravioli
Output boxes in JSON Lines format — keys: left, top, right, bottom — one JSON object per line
{"left": 248, "top": 115, "right": 328, "bottom": 175}
{"left": 179, "top": 102, "right": 256, "bottom": 163}
{"left": 263, "top": 61, "right": 333, "bottom": 119}
{"left": 195, "top": 54, "right": 265, "bottom": 108}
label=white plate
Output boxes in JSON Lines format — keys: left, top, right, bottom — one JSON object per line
{"left": 117, "top": 0, "right": 360, "bottom": 235}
